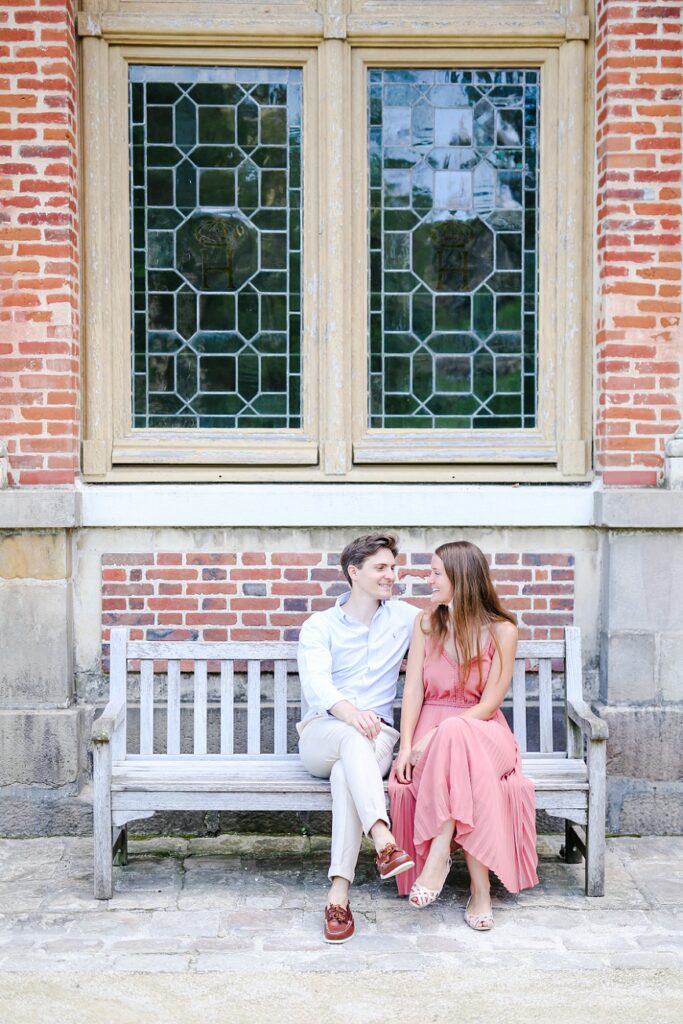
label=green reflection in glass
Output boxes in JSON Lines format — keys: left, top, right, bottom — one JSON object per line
{"left": 368, "top": 67, "right": 540, "bottom": 428}
{"left": 129, "top": 65, "right": 302, "bottom": 428}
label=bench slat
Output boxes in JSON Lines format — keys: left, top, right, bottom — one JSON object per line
{"left": 220, "top": 662, "right": 234, "bottom": 755}
{"left": 539, "top": 658, "right": 553, "bottom": 753}
{"left": 140, "top": 660, "right": 154, "bottom": 756}
{"left": 125, "top": 638, "right": 565, "bottom": 662}
{"left": 110, "top": 627, "right": 128, "bottom": 760}
{"left": 512, "top": 659, "right": 527, "bottom": 752}
{"left": 127, "top": 641, "right": 296, "bottom": 660}
{"left": 273, "top": 661, "right": 288, "bottom": 755}
{"left": 194, "top": 660, "right": 208, "bottom": 755}
{"left": 167, "top": 660, "right": 180, "bottom": 755}
{"left": 111, "top": 756, "right": 588, "bottom": 793}
{"left": 247, "top": 661, "right": 260, "bottom": 754}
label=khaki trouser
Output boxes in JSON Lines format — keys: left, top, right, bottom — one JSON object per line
{"left": 298, "top": 716, "right": 399, "bottom": 883}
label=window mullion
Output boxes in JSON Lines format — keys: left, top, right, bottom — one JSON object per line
{"left": 319, "top": 38, "right": 352, "bottom": 476}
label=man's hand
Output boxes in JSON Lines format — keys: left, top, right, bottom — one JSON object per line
{"left": 330, "top": 700, "right": 382, "bottom": 739}
{"left": 347, "top": 708, "right": 382, "bottom": 740}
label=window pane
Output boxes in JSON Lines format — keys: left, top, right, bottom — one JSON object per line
{"left": 368, "top": 68, "right": 539, "bottom": 430}
{"left": 129, "top": 66, "right": 302, "bottom": 429}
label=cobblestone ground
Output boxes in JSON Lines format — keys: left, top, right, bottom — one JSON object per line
{"left": 1, "top": 834, "right": 682, "bottom": 1022}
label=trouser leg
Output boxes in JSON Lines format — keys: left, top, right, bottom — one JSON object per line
{"left": 299, "top": 718, "right": 399, "bottom": 883}
{"left": 329, "top": 759, "right": 364, "bottom": 883}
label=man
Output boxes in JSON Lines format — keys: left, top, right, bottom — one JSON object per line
{"left": 297, "top": 533, "right": 421, "bottom": 943}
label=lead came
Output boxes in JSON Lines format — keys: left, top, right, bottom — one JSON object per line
{"left": 368, "top": 67, "right": 540, "bottom": 430}
{"left": 129, "top": 66, "right": 303, "bottom": 430}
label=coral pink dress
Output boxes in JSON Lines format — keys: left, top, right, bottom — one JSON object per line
{"left": 388, "top": 631, "right": 539, "bottom": 896}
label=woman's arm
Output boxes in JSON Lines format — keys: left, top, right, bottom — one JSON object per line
{"left": 394, "top": 615, "right": 427, "bottom": 783}
{"left": 460, "top": 620, "right": 518, "bottom": 722}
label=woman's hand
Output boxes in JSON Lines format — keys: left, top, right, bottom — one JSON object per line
{"left": 409, "top": 728, "right": 436, "bottom": 767}
{"left": 394, "top": 746, "right": 413, "bottom": 784}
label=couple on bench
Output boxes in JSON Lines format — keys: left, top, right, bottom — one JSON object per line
{"left": 297, "top": 533, "right": 539, "bottom": 944}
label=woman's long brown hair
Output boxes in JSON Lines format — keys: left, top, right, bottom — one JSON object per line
{"left": 425, "top": 541, "right": 517, "bottom": 677}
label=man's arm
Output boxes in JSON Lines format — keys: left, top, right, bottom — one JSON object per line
{"left": 297, "top": 619, "right": 382, "bottom": 739}
{"left": 297, "top": 617, "right": 346, "bottom": 713}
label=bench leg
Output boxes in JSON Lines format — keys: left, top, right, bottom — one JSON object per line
{"left": 93, "top": 740, "right": 114, "bottom": 900}
{"left": 113, "top": 825, "right": 128, "bottom": 867}
{"left": 561, "top": 820, "right": 584, "bottom": 864}
{"left": 585, "top": 739, "right": 607, "bottom": 897}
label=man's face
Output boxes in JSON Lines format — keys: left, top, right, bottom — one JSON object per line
{"left": 348, "top": 547, "right": 397, "bottom": 600}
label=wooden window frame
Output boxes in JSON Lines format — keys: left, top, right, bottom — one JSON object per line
{"left": 79, "top": 1, "right": 592, "bottom": 483}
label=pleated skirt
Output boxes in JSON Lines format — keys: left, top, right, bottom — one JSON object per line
{"left": 388, "top": 702, "right": 539, "bottom": 896}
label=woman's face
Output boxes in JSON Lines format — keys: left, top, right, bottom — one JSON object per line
{"left": 428, "top": 554, "right": 454, "bottom": 606}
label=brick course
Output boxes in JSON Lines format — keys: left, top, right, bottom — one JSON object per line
{"left": 100, "top": 550, "right": 576, "bottom": 671}
{"left": 0, "top": 0, "right": 79, "bottom": 484}
{"left": 595, "top": 0, "right": 682, "bottom": 486}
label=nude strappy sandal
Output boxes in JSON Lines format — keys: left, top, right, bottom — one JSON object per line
{"left": 408, "top": 858, "right": 452, "bottom": 908}
{"left": 464, "top": 895, "right": 494, "bottom": 931}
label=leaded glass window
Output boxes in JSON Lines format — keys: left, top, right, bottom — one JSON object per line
{"left": 368, "top": 68, "right": 539, "bottom": 430}
{"left": 129, "top": 66, "right": 302, "bottom": 429}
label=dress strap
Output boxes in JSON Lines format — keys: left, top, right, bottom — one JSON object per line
{"left": 486, "top": 628, "right": 496, "bottom": 657}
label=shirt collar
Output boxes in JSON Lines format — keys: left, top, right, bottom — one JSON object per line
{"left": 334, "top": 591, "right": 388, "bottom": 624}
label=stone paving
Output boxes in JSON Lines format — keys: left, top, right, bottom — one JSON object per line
{"left": 1, "top": 832, "right": 682, "bottom": 977}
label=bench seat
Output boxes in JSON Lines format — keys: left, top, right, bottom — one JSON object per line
{"left": 112, "top": 754, "right": 589, "bottom": 796}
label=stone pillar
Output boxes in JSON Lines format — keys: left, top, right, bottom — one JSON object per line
{"left": 597, "top": 490, "right": 683, "bottom": 833}
{"left": 0, "top": 492, "right": 91, "bottom": 836}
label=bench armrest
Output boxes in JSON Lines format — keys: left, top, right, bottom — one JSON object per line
{"left": 567, "top": 699, "right": 609, "bottom": 741}
{"left": 91, "top": 700, "right": 126, "bottom": 744}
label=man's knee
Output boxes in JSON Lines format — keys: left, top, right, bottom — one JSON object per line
{"left": 339, "top": 726, "right": 375, "bottom": 757}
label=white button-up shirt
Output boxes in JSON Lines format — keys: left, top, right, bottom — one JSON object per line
{"left": 296, "top": 592, "right": 421, "bottom": 731}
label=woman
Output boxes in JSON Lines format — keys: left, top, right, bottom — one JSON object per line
{"left": 389, "top": 541, "right": 538, "bottom": 929}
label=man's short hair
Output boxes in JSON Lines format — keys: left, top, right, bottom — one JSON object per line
{"left": 340, "top": 533, "right": 399, "bottom": 585}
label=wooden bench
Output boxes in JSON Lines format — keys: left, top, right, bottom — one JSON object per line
{"left": 92, "top": 625, "right": 608, "bottom": 900}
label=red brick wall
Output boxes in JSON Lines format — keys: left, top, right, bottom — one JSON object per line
{"left": 595, "top": 0, "right": 682, "bottom": 486}
{"left": 100, "top": 550, "right": 576, "bottom": 670}
{"left": 0, "top": 0, "right": 80, "bottom": 485}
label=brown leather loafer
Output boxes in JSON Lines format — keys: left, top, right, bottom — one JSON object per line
{"left": 376, "top": 842, "right": 415, "bottom": 880}
{"left": 323, "top": 902, "right": 355, "bottom": 944}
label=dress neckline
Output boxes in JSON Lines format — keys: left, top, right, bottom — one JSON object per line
{"left": 436, "top": 629, "right": 495, "bottom": 667}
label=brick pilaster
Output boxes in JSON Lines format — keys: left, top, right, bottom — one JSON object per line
{"left": 595, "top": 0, "right": 682, "bottom": 485}
{"left": 0, "top": 0, "right": 79, "bottom": 485}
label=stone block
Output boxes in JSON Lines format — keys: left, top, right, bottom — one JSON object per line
{"left": 607, "top": 777, "right": 683, "bottom": 835}
{"left": 0, "top": 488, "right": 79, "bottom": 529}
{"left": 605, "top": 532, "right": 683, "bottom": 633}
{"left": 0, "top": 787, "right": 93, "bottom": 838}
{"left": 0, "top": 708, "right": 88, "bottom": 787}
{"left": 0, "top": 531, "right": 68, "bottom": 581}
{"left": 0, "top": 582, "right": 72, "bottom": 704}
{"left": 659, "top": 635, "right": 683, "bottom": 703}
{"left": 602, "top": 706, "right": 683, "bottom": 782}
{"left": 596, "top": 488, "right": 683, "bottom": 527}
{"left": 603, "top": 632, "right": 656, "bottom": 703}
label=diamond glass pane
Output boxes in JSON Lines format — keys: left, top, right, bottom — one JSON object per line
{"left": 368, "top": 68, "right": 540, "bottom": 430}
{"left": 129, "top": 66, "right": 302, "bottom": 429}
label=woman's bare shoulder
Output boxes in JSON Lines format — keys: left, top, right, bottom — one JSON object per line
{"left": 492, "top": 618, "right": 518, "bottom": 643}
{"left": 414, "top": 611, "right": 431, "bottom": 638}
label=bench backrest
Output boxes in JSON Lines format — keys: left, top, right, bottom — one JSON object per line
{"left": 108, "top": 626, "right": 583, "bottom": 760}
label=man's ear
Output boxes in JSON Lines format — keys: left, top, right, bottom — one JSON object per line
{"left": 347, "top": 563, "right": 358, "bottom": 583}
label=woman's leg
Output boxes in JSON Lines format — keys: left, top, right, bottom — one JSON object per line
{"left": 463, "top": 848, "right": 491, "bottom": 917}
{"left": 413, "top": 817, "right": 455, "bottom": 891}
